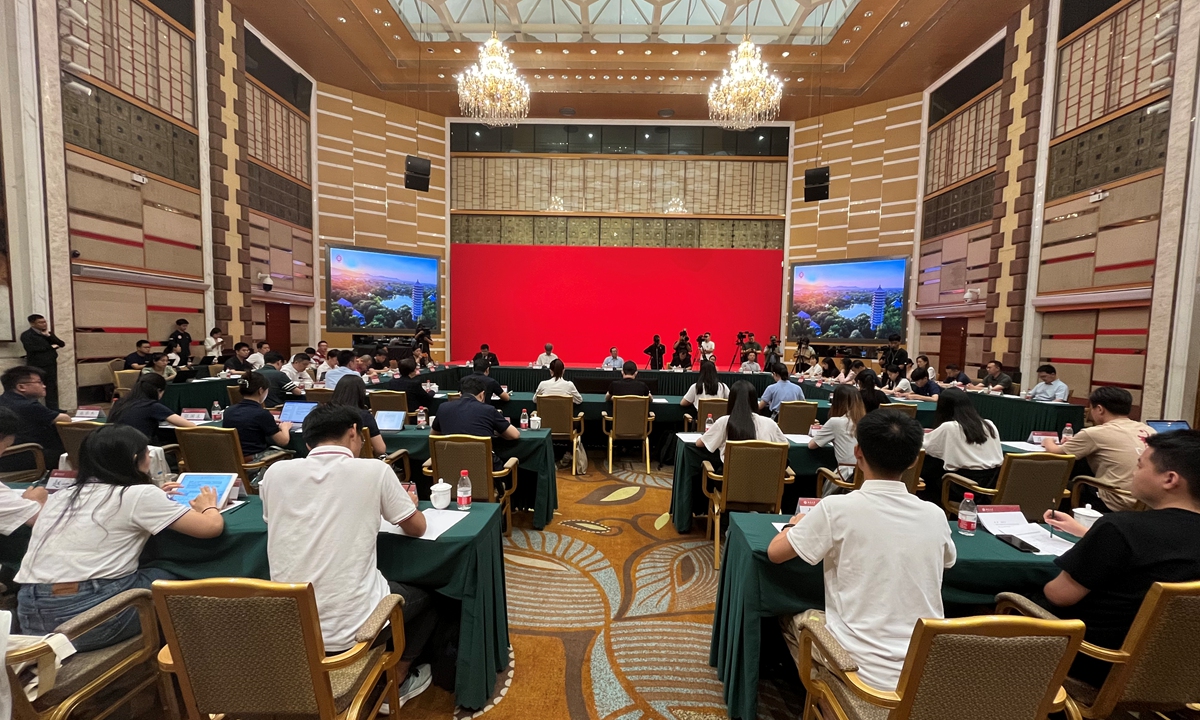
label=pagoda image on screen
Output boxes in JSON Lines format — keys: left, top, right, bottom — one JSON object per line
{"left": 326, "top": 246, "right": 440, "bottom": 333}
{"left": 787, "top": 257, "right": 907, "bottom": 341}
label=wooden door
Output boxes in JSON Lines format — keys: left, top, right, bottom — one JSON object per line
{"left": 264, "top": 303, "right": 292, "bottom": 357}
{"left": 939, "top": 317, "right": 968, "bottom": 375}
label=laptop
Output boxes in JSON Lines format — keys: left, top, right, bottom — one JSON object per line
{"left": 1146, "top": 420, "right": 1191, "bottom": 434}
{"left": 198, "top": 355, "right": 217, "bottom": 365}
{"left": 279, "top": 401, "right": 318, "bottom": 425}
{"left": 172, "top": 368, "right": 199, "bottom": 383}
{"left": 375, "top": 411, "right": 407, "bottom": 431}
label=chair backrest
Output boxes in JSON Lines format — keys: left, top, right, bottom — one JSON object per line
{"left": 846, "top": 449, "right": 924, "bottom": 493}
{"left": 881, "top": 402, "right": 918, "bottom": 418}
{"left": 721, "top": 441, "right": 789, "bottom": 510}
{"left": 696, "top": 397, "right": 729, "bottom": 427}
{"left": 359, "top": 427, "right": 373, "bottom": 459}
{"left": 610, "top": 395, "right": 651, "bottom": 438}
{"left": 113, "top": 369, "right": 141, "bottom": 391}
{"left": 305, "top": 388, "right": 334, "bottom": 404}
{"left": 56, "top": 421, "right": 103, "bottom": 469}
{"left": 429, "top": 434, "right": 494, "bottom": 501}
{"left": 536, "top": 394, "right": 575, "bottom": 436}
{"left": 152, "top": 578, "right": 338, "bottom": 719}
{"left": 175, "top": 426, "right": 250, "bottom": 484}
{"left": 776, "top": 401, "right": 817, "bottom": 433}
{"left": 108, "top": 358, "right": 125, "bottom": 382}
{"left": 994, "top": 453, "right": 1075, "bottom": 522}
{"left": 888, "top": 616, "right": 1084, "bottom": 720}
{"left": 368, "top": 390, "right": 408, "bottom": 414}
{"left": 225, "top": 385, "right": 243, "bottom": 406}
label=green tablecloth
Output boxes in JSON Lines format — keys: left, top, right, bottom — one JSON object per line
{"left": 798, "top": 381, "right": 937, "bottom": 426}
{"left": 710, "top": 512, "right": 1065, "bottom": 719}
{"left": 485, "top": 366, "right": 777, "bottom": 396}
{"left": 162, "top": 378, "right": 239, "bottom": 413}
{"left": 670, "top": 435, "right": 836, "bottom": 533}
{"left": 498, "top": 392, "right": 689, "bottom": 426}
{"left": 383, "top": 428, "right": 558, "bottom": 530}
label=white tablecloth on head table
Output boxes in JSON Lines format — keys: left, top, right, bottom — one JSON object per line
{"left": 58, "top": 445, "right": 172, "bottom": 485}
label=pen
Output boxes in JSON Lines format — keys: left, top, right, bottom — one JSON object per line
{"left": 1047, "top": 506, "right": 1058, "bottom": 539}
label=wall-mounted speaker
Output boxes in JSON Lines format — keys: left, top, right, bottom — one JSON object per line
{"left": 405, "top": 155, "right": 431, "bottom": 192}
{"left": 804, "top": 166, "right": 830, "bottom": 202}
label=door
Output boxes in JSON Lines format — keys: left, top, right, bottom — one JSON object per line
{"left": 939, "top": 317, "right": 968, "bottom": 376}
{"left": 264, "top": 303, "right": 293, "bottom": 357}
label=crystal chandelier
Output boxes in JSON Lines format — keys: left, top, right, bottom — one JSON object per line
{"left": 456, "top": 32, "right": 529, "bottom": 127}
{"left": 708, "top": 37, "right": 783, "bottom": 131}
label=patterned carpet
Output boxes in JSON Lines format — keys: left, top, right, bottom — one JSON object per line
{"left": 401, "top": 451, "right": 801, "bottom": 720}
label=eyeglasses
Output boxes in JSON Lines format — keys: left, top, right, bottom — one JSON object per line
{"left": 19, "top": 378, "right": 45, "bottom": 386}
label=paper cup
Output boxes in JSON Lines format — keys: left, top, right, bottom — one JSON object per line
{"left": 1073, "top": 506, "right": 1102, "bottom": 529}
{"left": 431, "top": 483, "right": 453, "bottom": 510}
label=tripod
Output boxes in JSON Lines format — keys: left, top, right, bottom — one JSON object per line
{"left": 728, "top": 341, "right": 744, "bottom": 372}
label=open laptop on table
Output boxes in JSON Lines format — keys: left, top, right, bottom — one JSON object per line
{"left": 1146, "top": 420, "right": 1190, "bottom": 434}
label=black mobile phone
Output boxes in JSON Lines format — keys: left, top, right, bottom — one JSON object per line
{"left": 997, "top": 534, "right": 1038, "bottom": 553}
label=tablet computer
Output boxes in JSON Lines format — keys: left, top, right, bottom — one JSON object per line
{"left": 279, "top": 401, "right": 318, "bottom": 424}
{"left": 375, "top": 411, "right": 407, "bottom": 431}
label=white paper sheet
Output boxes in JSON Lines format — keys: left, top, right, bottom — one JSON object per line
{"left": 772, "top": 522, "right": 788, "bottom": 533}
{"left": 676, "top": 432, "right": 703, "bottom": 443}
{"left": 1005, "top": 441, "right": 1048, "bottom": 453}
{"left": 979, "top": 511, "right": 1075, "bottom": 556}
{"left": 784, "top": 434, "right": 812, "bottom": 444}
{"left": 379, "top": 508, "right": 470, "bottom": 541}
{"left": 652, "top": 398, "right": 668, "bottom": 404}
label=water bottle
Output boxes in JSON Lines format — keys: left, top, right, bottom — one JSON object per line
{"left": 520, "top": 409, "right": 530, "bottom": 429}
{"left": 958, "top": 492, "right": 977, "bottom": 536}
{"left": 211, "top": 401, "right": 222, "bottom": 422}
{"left": 416, "top": 407, "right": 427, "bottom": 428}
{"left": 457, "top": 470, "right": 472, "bottom": 510}
{"left": 1061, "top": 423, "right": 1074, "bottom": 443}
{"left": 704, "top": 414, "right": 714, "bottom": 432}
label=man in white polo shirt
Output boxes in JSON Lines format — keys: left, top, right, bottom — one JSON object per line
{"left": 768, "top": 409, "right": 956, "bottom": 691}
{"left": 260, "top": 403, "right": 434, "bottom": 707}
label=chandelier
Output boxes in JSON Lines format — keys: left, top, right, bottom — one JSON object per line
{"left": 708, "top": 36, "right": 783, "bottom": 131}
{"left": 456, "top": 32, "right": 529, "bottom": 127}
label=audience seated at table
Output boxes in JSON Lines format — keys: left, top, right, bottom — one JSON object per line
{"left": 1039, "top": 430, "right": 1200, "bottom": 687}
{"left": 109, "top": 374, "right": 196, "bottom": 440}
{"left": 1027, "top": 363, "right": 1070, "bottom": 402}
{"left": 247, "top": 341, "right": 270, "bottom": 370}
{"left": 881, "top": 364, "right": 911, "bottom": 395}
{"left": 0, "top": 406, "right": 47, "bottom": 533}
{"left": 412, "top": 346, "right": 436, "bottom": 370}
{"left": 607, "top": 361, "right": 651, "bottom": 400}
{"left": 15, "top": 425, "right": 224, "bottom": 651}
{"left": 469, "top": 359, "right": 508, "bottom": 401}
{"left": 535, "top": 343, "right": 558, "bottom": 367}
{"left": 167, "top": 319, "right": 192, "bottom": 364}
{"left": 282, "top": 353, "right": 314, "bottom": 389}
{"left": 259, "top": 351, "right": 303, "bottom": 407}
{"left": 0, "top": 366, "right": 70, "bottom": 472}
{"left": 914, "top": 354, "right": 931, "bottom": 373}
{"left": 472, "top": 344, "right": 499, "bottom": 368}
{"left": 535, "top": 359, "right": 582, "bottom": 404}
{"left": 681, "top": 361, "right": 729, "bottom": 407}
{"left": 969, "top": 360, "right": 1014, "bottom": 394}
{"left": 324, "top": 350, "right": 362, "bottom": 388}
{"left": 123, "top": 340, "right": 153, "bottom": 371}
{"left": 643, "top": 335, "right": 666, "bottom": 370}
{"left": 834, "top": 359, "right": 864, "bottom": 385}
{"left": 602, "top": 347, "right": 624, "bottom": 370}
{"left": 163, "top": 340, "right": 186, "bottom": 368}
{"left": 369, "top": 348, "right": 391, "bottom": 372}
{"left": 259, "top": 403, "right": 433, "bottom": 705}
{"left": 432, "top": 376, "right": 519, "bottom": 471}
{"left": 223, "top": 342, "right": 253, "bottom": 374}
{"left": 792, "top": 337, "right": 817, "bottom": 374}
{"left": 767, "top": 410, "right": 956, "bottom": 692}
{"left": 739, "top": 351, "right": 761, "bottom": 374}
{"left": 1042, "top": 387, "right": 1154, "bottom": 512}
{"left": 385, "top": 358, "right": 439, "bottom": 409}
{"left": 921, "top": 388, "right": 1003, "bottom": 499}
{"left": 140, "top": 352, "right": 177, "bottom": 381}
{"left": 804, "top": 357, "right": 838, "bottom": 380}
{"left": 759, "top": 363, "right": 804, "bottom": 415}
{"left": 943, "top": 363, "right": 971, "bottom": 385}
{"left": 224, "top": 372, "right": 291, "bottom": 465}
{"left": 315, "top": 349, "right": 337, "bottom": 381}
{"left": 810, "top": 385, "right": 865, "bottom": 492}
{"left": 696, "top": 380, "right": 786, "bottom": 461}
{"left": 331, "top": 375, "right": 386, "bottom": 456}
{"left": 900, "top": 367, "right": 941, "bottom": 399}
{"left": 856, "top": 370, "right": 889, "bottom": 413}
{"left": 203, "top": 327, "right": 224, "bottom": 359}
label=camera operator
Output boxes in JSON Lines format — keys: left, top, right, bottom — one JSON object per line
{"left": 764, "top": 335, "right": 782, "bottom": 367}
{"left": 739, "top": 332, "right": 762, "bottom": 363}
{"left": 671, "top": 330, "right": 693, "bottom": 369}
{"left": 699, "top": 332, "right": 715, "bottom": 362}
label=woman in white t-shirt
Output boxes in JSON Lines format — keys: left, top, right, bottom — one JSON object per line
{"left": 923, "top": 388, "right": 1004, "bottom": 499}
{"left": 697, "top": 380, "right": 787, "bottom": 461}
{"left": 809, "top": 384, "right": 866, "bottom": 494}
{"left": 16, "top": 426, "right": 225, "bottom": 651}
{"left": 681, "top": 361, "right": 730, "bottom": 407}
{"left": 203, "top": 327, "right": 224, "bottom": 358}
{"left": 535, "top": 359, "right": 582, "bottom": 404}
{"left": 882, "top": 364, "right": 911, "bottom": 395}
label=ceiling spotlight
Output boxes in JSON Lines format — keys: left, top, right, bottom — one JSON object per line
{"left": 475, "top": 131, "right": 480, "bottom": 136}
{"left": 673, "top": 75, "right": 678, "bottom": 80}
{"left": 900, "top": 20, "right": 910, "bottom": 27}
{"left": 784, "top": 77, "right": 790, "bottom": 81}
{"left": 617, "top": 74, "right": 623, "bottom": 79}
{"left": 589, "top": 74, "right": 595, "bottom": 79}
{"left": 603, "top": 74, "right": 609, "bottom": 79}
{"left": 336, "top": 16, "right": 346, "bottom": 22}
{"left": 781, "top": 51, "right": 789, "bottom": 57}
{"left": 687, "top": 76, "right": 693, "bottom": 80}
{"left": 617, "top": 49, "right": 624, "bottom": 55}
{"left": 563, "top": 49, "right": 570, "bottom": 54}
{"left": 644, "top": 133, "right": 650, "bottom": 138}
{"left": 373, "top": 7, "right": 382, "bottom": 13}
{"left": 548, "top": 74, "right": 555, "bottom": 78}
{"left": 590, "top": 49, "right": 597, "bottom": 54}
{"left": 645, "top": 49, "right": 652, "bottom": 54}
{"left": 842, "top": 39, "right": 851, "bottom": 43}
{"left": 658, "top": 108, "right": 674, "bottom": 117}
{"left": 427, "top": 47, "right": 434, "bottom": 52}
{"left": 864, "top": 10, "right": 873, "bottom": 16}
{"left": 658, "top": 75, "right": 665, "bottom": 80}
{"left": 454, "top": 47, "right": 461, "bottom": 53}
{"left": 534, "top": 74, "right": 541, "bottom": 78}
{"left": 576, "top": 74, "right": 581, "bottom": 79}
{"left": 437, "top": 73, "right": 444, "bottom": 78}
{"left": 700, "top": 75, "right": 706, "bottom": 80}
{"left": 644, "top": 75, "right": 650, "bottom": 79}
{"left": 853, "top": 25, "right": 861, "bottom": 31}
{"left": 383, "top": 21, "right": 390, "bottom": 26}
{"left": 535, "top": 48, "right": 542, "bottom": 54}
{"left": 699, "top": 50, "right": 707, "bottom": 55}
{"left": 588, "top": 133, "right": 593, "bottom": 138}
{"left": 811, "top": 51, "right": 817, "bottom": 56}
{"left": 672, "top": 50, "right": 679, "bottom": 55}
{"left": 393, "top": 34, "right": 400, "bottom": 39}
{"left": 797, "top": 77, "right": 804, "bottom": 82}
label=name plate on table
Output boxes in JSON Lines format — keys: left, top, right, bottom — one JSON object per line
{"left": 1027, "top": 430, "right": 1058, "bottom": 444}
{"left": 677, "top": 432, "right": 703, "bottom": 443}
{"left": 181, "top": 408, "right": 209, "bottom": 422}
{"left": 783, "top": 434, "right": 811, "bottom": 444}
{"left": 773, "top": 498, "right": 821, "bottom": 531}
{"left": 73, "top": 406, "right": 102, "bottom": 420}
{"left": 47, "top": 470, "right": 76, "bottom": 492}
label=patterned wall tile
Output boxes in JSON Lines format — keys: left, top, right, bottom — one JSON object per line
{"left": 1047, "top": 108, "right": 1169, "bottom": 200}
{"left": 247, "top": 162, "right": 312, "bottom": 228}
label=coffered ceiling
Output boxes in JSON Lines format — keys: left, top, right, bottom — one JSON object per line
{"left": 234, "top": 0, "right": 1023, "bottom": 120}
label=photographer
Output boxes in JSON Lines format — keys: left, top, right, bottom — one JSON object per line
{"left": 764, "top": 335, "right": 782, "bottom": 367}
{"left": 699, "top": 332, "right": 715, "bottom": 362}
{"left": 739, "top": 332, "right": 762, "bottom": 363}
{"left": 672, "top": 331, "right": 693, "bottom": 369}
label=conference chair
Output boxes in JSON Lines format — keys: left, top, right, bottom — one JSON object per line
{"left": 368, "top": 390, "right": 410, "bottom": 416}
{"left": 776, "top": 400, "right": 819, "bottom": 434}
{"left": 224, "top": 384, "right": 243, "bottom": 407}
{"left": 153, "top": 578, "right": 402, "bottom": 720}
{"left": 174, "top": 426, "right": 293, "bottom": 492}
{"left": 107, "top": 358, "right": 124, "bottom": 393}
{"left": 1070, "top": 474, "right": 1146, "bottom": 512}
{"left": 358, "top": 428, "right": 412, "bottom": 482}
{"left": 0, "top": 443, "right": 46, "bottom": 484}
{"left": 997, "top": 581, "right": 1200, "bottom": 718}
{"left": 113, "top": 370, "right": 140, "bottom": 399}
{"left": 818, "top": 449, "right": 926, "bottom": 494}
{"left": 422, "top": 434, "right": 518, "bottom": 535}
{"left": 305, "top": 387, "right": 335, "bottom": 404}
{"left": 7, "top": 589, "right": 164, "bottom": 720}
{"left": 601, "top": 395, "right": 655, "bottom": 473}
{"left": 880, "top": 401, "right": 919, "bottom": 418}
{"left": 55, "top": 421, "right": 104, "bottom": 469}
{"left": 683, "top": 397, "right": 729, "bottom": 432}
{"left": 942, "top": 452, "right": 1075, "bottom": 521}
{"left": 536, "top": 395, "right": 584, "bottom": 475}
{"left": 787, "top": 610, "right": 1084, "bottom": 720}
{"left": 701, "top": 440, "right": 792, "bottom": 568}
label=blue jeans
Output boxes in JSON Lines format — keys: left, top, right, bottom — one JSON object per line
{"left": 17, "top": 568, "right": 177, "bottom": 652}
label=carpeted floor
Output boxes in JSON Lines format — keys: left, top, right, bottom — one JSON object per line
{"left": 402, "top": 450, "right": 802, "bottom": 720}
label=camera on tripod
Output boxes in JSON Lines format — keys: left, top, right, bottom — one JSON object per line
{"left": 736, "top": 331, "right": 748, "bottom": 345}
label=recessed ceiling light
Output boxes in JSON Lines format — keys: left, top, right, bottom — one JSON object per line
{"left": 590, "top": 49, "right": 597, "bottom": 54}
{"left": 575, "top": 74, "right": 581, "bottom": 79}
{"left": 535, "top": 48, "right": 542, "bottom": 54}
{"left": 900, "top": 20, "right": 910, "bottom": 27}
{"left": 383, "top": 21, "right": 390, "bottom": 26}
{"left": 672, "top": 50, "right": 679, "bottom": 55}
{"left": 797, "top": 77, "right": 804, "bottom": 82}
{"left": 672, "top": 75, "right": 678, "bottom": 80}
{"left": 453, "top": 47, "right": 460, "bottom": 53}
{"left": 644, "top": 134, "right": 650, "bottom": 138}
{"left": 645, "top": 49, "right": 652, "bottom": 55}
{"left": 589, "top": 74, "right": 595, "bottom": 79}
{"left": 373, "top": 7, "right": 382, "bottom": 13}
{"left": 784, "top": 77, "right": 790, "bottom": 81}
{"left": 617, "top": 74, "right": 623, "bottom": 79}
{"left": 603, "top": 74, "right": 609, "bottom": 79}
{"left": 811, "top": 51, "right": 817, "bottom": 56}
{"left": 843, "top": 38, "right": 851, "bottom": 43}
{"left": 781, "top": 51, "right": 790, "bottom": 57}
{"left": 864, "top": 10, "right": 873, "bottom": 16}
{"left": 617, "top": 49, "right": 624, "bottom": 55}
{"left": 658, "top": 75, "right": 665, "bottom": 80}
{"left": 700, "top": 75, "right": 706, "bottom": 80}
{"left": 588, "top": 133, "right": 594, "bottom": 138}
{"left": 427, "top": 47, "right": 434, "bottom": 52}
{"left": 686, "top": 76, "right": 693, "bottom": 80}
{"left": 437, "top": 73, "right": 444, "bottom": 78}
{"left": 549, "top": 74, "right": 555, "bottom": 78}
{"left": 534, "top": 74, "right": 541, "bottom": 78}
{"left": 699, "top": 50, "right": 706, "bottom": 55}
{"left": 475, "top": 131, "right": 480, "bottom": 136}
{"left": 644, "top": 75, "right": 650, "bottom": 79}
{"left": 393, "top": 34, "right": 400, "bottom": 39}
{"left": 658, "top": 108, "right": 674, "bottom": 117}
{"left": 336, "top": 16, "right": 346, "bottom": 22}
{"left": 853, "top": 25, "right": 861, "bottom": 31}
{"left": 563, "top": 49, "right": 570, "bottom": 54}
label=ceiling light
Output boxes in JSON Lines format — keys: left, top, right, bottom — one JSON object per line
{"left": 336, "top": 16, "right": 346, "bottom": 22}
{"left": 589, "top": 74, "right": 595, "bottom": 79}
{"left": 699, "top": 50, "right": 707, "bottom": 55}
{"left": 373, "top": 7, "right": 382, "bottom": 13}
{"left": 549, "top": 74, "right": 555, "bottom": 78}
{"left": 576, "top": 75, "right": 581, "bottom": 79}
{"left": 590, "top": 49, "right": 597, "bottom": 54}
{"left": 535, "top": 48, "right": 542, "bottom": 54}
{"left": 644, "top": 75, "right": 650, "bottom": 79}
{"left": 644, "top": 134, "right": 650, "bottom": 138}
{"left": 658, "top": 109, "right": 674, "bottom": 117}
{"left": 617, "top": 75, "right": 623, "bottom": 79}
{"left": 438, "top": 73, "right": 444, "bottom": 78}
{"left": 707, "top": 37, "right": 782, "bottom": 130}
{"left": 383, "top": 21, "right": 390, "bottom": 26}
{"left": 853, "top": 25, "right": 861, "bottom": 31}
{"left": 864, "top": 10, "right": 873, "bottom": 17}
{"left": 645, "top": 49, "right": 652, "bottom": 55}
{"left": 673, "top": 75, "right": 678, "bottom": 80}
{"left": 672, "top": 50, "right": 679, "bottom": 55}
{"left": 617, "top": 49, "right": 624, "bottom": 55}
{"left": 784, "top": 77, "right": 790, "bottom": 81}
{"left": 900, "top": 20, "right": 910, "bottom": 27}
{"left": 393, "top": 34, "right": 400, "bottom": 39}
{"left": 588, "top": 133, "right": 593, "bottom": 138}
{"left": 560, "top": 107, "right": 575, "bottom": 116}
{"left": 843, "top": 38, "right": 851, "bottom": 43}
{"left": 687, "top": 75, "right": 693, "bottom": 80}
{"left": 475, "top": 131, "right": 480, "bottom": 136}
{"left": 563, "top": 49, "right": 570, "bottom": 54}
{"left": 603, "top": 75, "right": 609, "bottom": 79}
{"left": 454, "top": 47, "right": 461, "bottom": 53}
{"left": 811, "top": 51, "right": 817, "bottom": 56}
{"left": 427, "top": 47, "right": 434, "bottom": 53}
{"left": 658, "top": 76, "right": 665, "bottom": 80}
{"left": 700, "top": 76, "right": 706, "bottom": 80}
{"left": 456, "top": 33, "right": 530, "bottom": 127}
{"left": 534, "top": 74, "right": 540, "bottom": 78}
{"left": 781, "top": 51, "right": 789, "bottom": 57}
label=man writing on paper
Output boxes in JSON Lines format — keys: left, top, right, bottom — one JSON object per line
{"left": 260, "top": 404, "right": 435, "bottom": 708}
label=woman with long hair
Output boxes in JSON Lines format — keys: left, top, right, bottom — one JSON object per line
{"left": 681, "top": 360, "right": 729, "bottom": 407}
{"left": 856, "top": 370, "right": 889, "bottom": 412}
{"left": 222, "top": 371, "right": 291, "bottom": 461}
{"left": 923, "top": 388, "right": 1003, "bottom": 496}
{"left": 141, "top": 352, "right": 177, "bottom": 381}
{"left": 695, "top": 380, "right": 786, "bottom": 460}
{"left": 109, "top": 374, "right": 195, "bottom": 441}
{"left": 805, "top": 356, "right": 838, "bottom": 380}
{"left": 835, "top": 358, "right": 863, "bottom": 384}
{"left": 330, "top": 374, "right": 386, "bottom": 456}
{"left": 535, "top": 358, "right": 582, "bottom": 404}
{"left": 15, "top": 425, "right": 224, "bottom": 650}
{"left": 882, "top": 364, "right": 912, "bottom": 395}
{"left": 809, "top": 385, "right": 866, "bottom": 493}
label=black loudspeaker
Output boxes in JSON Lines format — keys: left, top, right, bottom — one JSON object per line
{"left": 404, "top": 155, "right": 431, "bottom": 192}
{"left": 804, "top": 166, "right": 830, "bottom": 202}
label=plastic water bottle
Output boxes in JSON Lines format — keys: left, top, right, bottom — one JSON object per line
{"left": 457, "top": 470, "right": 472, "bottom": 510}
{"left": 520, "top": 409, "right": 530, "bottom": 429}
{"left": 211, "top": 401, "right": 222, "bottom": 422}
{"left": 416, "top": 407, "right": 427, "bottom": 428}
{"left": 1061, "top": 423, "right": 1074, "bottom": 443}
{"left": 958, "top": 492, "right": 977, "bottom": 536}
{"left": 705, "top": 414, "right": 714, "bottom": 432}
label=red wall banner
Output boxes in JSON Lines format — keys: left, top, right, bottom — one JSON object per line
{"left": 449, "top": 245, "right": 784, "bottom": 367}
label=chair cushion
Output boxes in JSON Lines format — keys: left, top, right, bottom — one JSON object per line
{"left": 330, "top": 645, "right": 387, "bottom": 714}
{"left": 1063, "top": 675, "right": 1099, "bottom": 708}
{"left": 33, "top": 636, "right": 145, "bottom": 710}
{"left": 815, "top": 667, "right": 889, "bottom": 720}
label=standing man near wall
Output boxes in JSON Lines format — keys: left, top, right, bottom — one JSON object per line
{"left": 19, "top": 315, "right": 65, "bottom": 409}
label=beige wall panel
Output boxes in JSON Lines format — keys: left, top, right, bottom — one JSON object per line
{"left": 967, "top": 317, "right": 986, "bottom": 334}
{"left": 1044, "top": 196, "right": 1095, "bottom": 221}
{"left": 294, "top": 276, "right": 314, "bottom": 294}
{"left": 941, "top": 234, "right": 968, "bottom": 262}
{"left": 73, "top": 281, "right": 146, "bottom": 327}
{"left": 967, "top": 238, "right": 991, "bottom": 267}
{"left": 250, "top": 245, "right": 270, "bottom": 263}
{"left": 919, "top": 335, "right": 941, "bottom": 354}
{"left": 66, "top": 150, "right": 138, "bottom": 183}
{"left": 248, "top": 213, "right": 271, "bottom": 230}
{"left": 1042, "top": 310, "right": 1097, "bottom": 335}
{"left": 69, "top": 218, "right": 144, "bottom": 268}
{"left": 148, "top": 311, "right": 201, "bottom": 343}
{"left": 1093, "top": 267, "right": 1154, "bottom": 286}
{"left": 1094, "top": 335, "right": 1148, "bottom": 350}
{"left": 882, "top": 157, "right": 919, "bottom": 178}
{"left": 75, "top": 332, "right": 146, "bottom": 359}
{"left": 142, "top": 180, "right": 201, "bottom": 215}
{"left": 67, "top": 171, "right": 143, "bottom": 223}
{"left": 881, "top": 179, "right": 918, "bottom": 203}
{"left": 354, "top": 212, "right": 387, "bottom": 236}
{"left": 143, "top": 207, "right": 201, "bottom": 246}
{"left": 320, "top": 197, "right": 355, "bottom": 218}
{"left": 1092, "top": 354, "right": 1145, "bottom": 385}
{"left": 290, "top": 304, "right": 309, "bottom": 321}
{"left": 1042, "top": 212, "right": 1098, "bottom": 244}
{"left": 1095, "top": 222, "right": 1158, "bottom": 265}
{"left": 1041, "top": 338, "right": 1095, "bottom": 358}
{"left": 1097, "top": 175, "right": 1163, "bottom": 226}
{"left": 919, "top": 279, "right": 942, "bottom": 307}
{"left": 847, "top": 242, "right": 882, "bottom": 259}
{"left": 920, "top": 251, "right": 942, "bottom": 270}
{"left": 145, "top": 241, "right": 203, "bottom": 277}
{"left": 317, "top": 112, "right": 355, "bottom": 140}
{"left": 1038, "top": 258, "right": 1094, "bottom": 292}
{"left": 293, "top": 238, "right": 313, "bottom": 264}
{"left": 1055, "top": 364, "right": 1093, "bottom": 398}
{"left": 269, "top": 248, "right": 293, "bottom": 276}
{"left": 291, "top": 323, "right": 309, "bottom": 347}
{"left": 941, "top": 261, "right": 967, "bottom": 292}
{"left": 77, "top": 362, "right": 116, "bottom": 386}
{"left": 1097, "top": 307, "right": 1150, "bottom": 329}
{"left": 150, "top": 290, "right": 204, "bottom": 312}
{"left": 250, "top": 226, "right": 270, "bottom": 249}
{"left": 269, "top": 221, "right": 293, "bottom": 250}
{"left": 320, "top": 164, "right": 354, "bottom": 190}
{"left": 1041, "top": 237, "right": 1096, "bottom": 261}
{"left": 966, "top": 337, "right": 984, "bottom": 361}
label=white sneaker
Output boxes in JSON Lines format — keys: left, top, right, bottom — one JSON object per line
{"left": 396, "top": 663, "right": 432, "bottom": 708}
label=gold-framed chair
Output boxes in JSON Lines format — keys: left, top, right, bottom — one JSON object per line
{"left": 943, "top": 452, "right": 1075, "bottom": 521}
{"left": 358, "top": 428, "right": 411, "bottom": 482}
{"left": 153, "top": 578, "right": 403, "bottom": 720}
{"left": 535, "top": 394, "right": 584, "bottom": 474}
{"left": 776, "top": 400, "right": 820, "bottom": 434}
{"left": 112, "top": 370, "right": 140, "bottom": 400}
{"left": 174, "top": 425, "right": 293, "bottom": 492}
{"left": 225, "top": 385, "right": 243, "bottom": 407}
{"left": 1069, "top": 475, "right": 1146, "bottom": 511}
{"left": 7, "top": 589, "right": 164, "bottom": 720}
{"left": 55, "top": 421, "right": 104, "bottom": 469}
{"left": 601, "top": 395, "right": 655, "bottom": 473}
{"left": 880, "top": 402, "right": 918, "bottom": 418}
{"left": 817, "top": 449, "right": 925, "bottom": 494}
{"left": 306, "top": 387, "right": 335, "bottom": 404}
{"left": 368, "top": 390, "right": 410, "bottom": 416}
{"left": 684, "top": 397, "right": 729, "bottom": 432}
{"left": 701, "top": 440, "right": 792, "bottom": 568}
{"left": 421, "top": 434, "right": 518, "bottom": 535}
{"left": 789, "top": 610, "right": 1084, "bottom": 720}
{"left": 0, "top": 443, "right": 47, "bottom": 484}
{"left": 107, "top": 358, "right": 124, "bottom": 382}
{"left": 997, "top": 582, "right": 1200, "bottom": 719}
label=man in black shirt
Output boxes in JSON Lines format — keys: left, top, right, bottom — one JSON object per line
{"left": 970, "top": 360, "right": 1014, "bottom": 394}
{"left": 223, "top": 342, "right": 254, "bottom": 374}
{"left": 1040, "top": 430, "right": 1200, "bottom": 686}
{"left": 740, "top": 333, "right": 762, "bottom": 362}
{"left": 469, "top": 359, "right": 509, "bottom": 402}
{"left": 472, "top": 344, "right": 500, "bottom": 368}
{"left": 19, "top": 314, "right": 65, "bottom": 409}
{"left": 432, "top": 376, "right": 519, "bottom": 471}
{"left": 124, "top": 340, "right": 153, "bottom": 371}
{"left": 167, "top": 318, "right": 193, "bottom": 364}
{"left": 607, "top": 361, "right": 651, "bottom": 400}
{"left": 878, "top": 334, "right": 909, "bottom": 370}
{"left": 385, "top": 358, "right": 438, "bottom": 409}
{"left": 0, "top": 366, "right": 71, "bottom": 471}
{"left": 643, "top": 335, "right": 666, "bottom": 370}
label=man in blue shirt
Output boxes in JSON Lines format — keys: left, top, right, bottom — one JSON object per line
{"left": 602, "top": 347, "right": 624, "bottom": 370}
{"left": 323, "top": 350, "right": 362, "bottom": 388}
{"left": 902, "top": 368, "right": 942, "bottom": 398}
{"left": 1027, "top": 364, "right": 1070, "bottom": 402}
{"left": 432, "top": 376, "right": 519, "bottom": 471}
{"left": 758, "top": 363, "right": 805, "bottom": 415}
